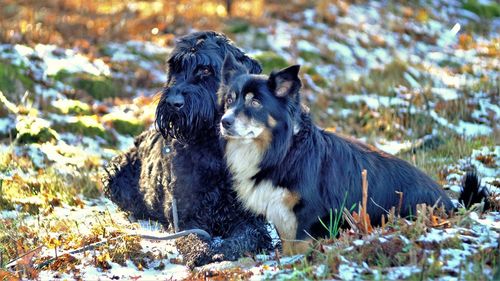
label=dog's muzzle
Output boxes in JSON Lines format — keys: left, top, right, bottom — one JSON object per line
{"left": 220, "top": 113, "right": 262, "bottom": 139}
{"left": 221, "top": 115, "right": 234, "bottom": 130}
{"left": 220, "top": 113, "right": 237, "bottom": 138}
{"left": 165, "top": 91, "right": 185, "bottom": 110}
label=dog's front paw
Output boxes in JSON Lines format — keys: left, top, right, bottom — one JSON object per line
{"left": 175, "top": 234, "right": 214, "bottom": 268}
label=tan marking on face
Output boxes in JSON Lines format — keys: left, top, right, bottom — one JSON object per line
{"left": 228, "top": 111, "right": 266, "bottom": 139}
{"left": 254, "top": 127, "right": 272, "bottom": 151}
{"left": 245, "top": 92, "right": 254, "bottom": 102}
{"left": 268, "top": 116, "right": 277, "bottom": 128}
{"left": 283, "top": 191, "right": 301, "bottom": 209}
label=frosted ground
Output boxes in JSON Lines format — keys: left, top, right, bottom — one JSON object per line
{"left": 0, "top": 0, "right": 499, "bottom": 280}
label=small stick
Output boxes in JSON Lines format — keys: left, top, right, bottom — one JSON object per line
{"left": 361, "top": 169, "right": 369, "bottom": 233}
{"left": 274, "top": 248, "right": 281, "bottom": 268}
{"left": 342, "top": 208, "right": 358, "bottom": 232}
{"left": 395, "top": 191, "right": 403, "bottom": 217}
{"left": 4, "top": 246, "right": 43, "bottom": 269}
{"left": 7, "top": 229, "right": 211, "bottom": 270}
{"left": 172, "top": 198, "right": 179, "bottom": 233}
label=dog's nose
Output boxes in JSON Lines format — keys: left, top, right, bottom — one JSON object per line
{"left": 166, "top": 94, "right": 184, "bottom": 110}
{"left": 221, "top": 115, "right": 235, "bottom": 129}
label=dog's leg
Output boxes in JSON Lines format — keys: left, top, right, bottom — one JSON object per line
{"left": 102, "top": 145, "right": 151, "bottom": 220}
{"left": 281, "top": 238, "right": 313, "bottom": 255}
{"left": 102, "top": 129, "right": 169, "bottom": 223}
{"left": 175, "top": 233, "right": 215, "bottom": 268}
{"left": 279, "top": 226, "right": 313, "bottom": 256}
{"left": 176, "top": 218, "right": 272, "bottom": 267}
{"left": 212, "top": 219, "right": 273, "bottom": 260}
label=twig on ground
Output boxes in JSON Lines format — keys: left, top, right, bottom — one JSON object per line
{"left": 396, "top": 191, "right": 403, "bottom": 217}
{"left": 361, "top": 169, "right": 369, "bottom": 233}
{"left": 6, "top": 229, "right": 211, "bottom": 270}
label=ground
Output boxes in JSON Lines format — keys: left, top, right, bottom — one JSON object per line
{"left": 0, "top": 0, "right": 499, "bottom": 280}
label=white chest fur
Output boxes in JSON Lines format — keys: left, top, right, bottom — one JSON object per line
{"left": 225, "top": 140, "right": 298, "bottom": 241}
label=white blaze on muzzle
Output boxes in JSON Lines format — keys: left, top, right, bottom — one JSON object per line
{"left": 221, "top": 108, "right": 265, "bottom": 139}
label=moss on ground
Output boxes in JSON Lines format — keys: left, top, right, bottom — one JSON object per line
{"left": 51, "top": 99, "right": 92, "bottom": 115}
{"left": 73, "top": 74, "right": 122, "bottom": 100}
{"left": 298, "top": 50, "right": 324, "bottom": 64}
{"left": 15, "top": 116, "right": 58, "bottom": 144}
{"left": 302, "top": 65, "right": 329, "bottom": 88}
{"left": 463, "top": 0, "right": 500, "bottom": 19}
{"left": 52, "top": 70, "right": 125, "bottom": 100}
{"left": 16, "top": 127, "right": 57, "bottom": 144}
{"left": 52, "top": 116, "right": 116, "bottom": 145}
{"left": 110, "top": 119, "right": 145, "bottom": 136}
{"left": 224, "top": 18, "right": 251, "bottom": 34}
{"left": 0, "top": 61, "right": 34, "bottom": 103}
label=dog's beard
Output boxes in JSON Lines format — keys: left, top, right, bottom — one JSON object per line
{"left": 156, "top": 95, "right": 217, "bottom": 143}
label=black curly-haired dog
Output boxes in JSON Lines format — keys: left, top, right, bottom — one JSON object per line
{"left": 102, "top": 31, "right": 273, "bottom": 267}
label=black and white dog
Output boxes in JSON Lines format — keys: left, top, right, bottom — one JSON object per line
{"left": 218, "top": 55, "right": 487, "bottom": 254}
{"left": 102, "top": 31, "right": 272, "bottom": 267}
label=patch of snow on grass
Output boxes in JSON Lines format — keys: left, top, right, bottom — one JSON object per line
{"left": 473, "top": 212, "right": 500, "bottom": 231}
{"left": 472, "top": 97, "right": 500, "bottom": 123}
{"left": 418, "top": 228, "right": 458, "bottom": 243}
{"left": 35, "top": 85, "right": 64, "bottom": 100}
{"left": 338, "top": 259, "right": 363, "bottom": 281}
{"left": 344, "top": 94, "right": 408, "bottom": 110}
{"left": 455, "top": 120, "right": 492, "bottom": 137}
{"left": 77, "top": 259, "right": 189, "bottom": 281}
{"left": 297, "top": 40, "right": 320, "bottom": 53}
{"left": 0, "top": 210, "right": 19, "bottom": 219}
{"left": 0, "top": 117, "right": 14, "bottom": 134}
{"left": 440, "top": 248, "right": 470, "bottom": 272}
{"left": 431, "top": 87, "right": 459, "bottom": 100}
{"left": 385, "top": 266, "right": 420, "bottom": 280}
{"left": 374, "top": 139, "right": 413, "bottom": 155}
{"left": 34, "top": 44, "right": 111, "bottom": 76}
{"left": 470, "top": 146, "right": 499, "bottom": 177}
{"left": 115, "top": 133, "right": 135, "bottom": 151}
{"left": 429, "top": 111, "right": 493, "bottom": 137}
{"left": 36, "top": 141, "right": 101, "bottom": 173}
{"left": 483, "top": 177, "right": 500, "bottom": 195}
{"left": 328, "top": 41, "right": 356, "bottom": 65}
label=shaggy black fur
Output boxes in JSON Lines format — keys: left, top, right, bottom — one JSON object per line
{"left": 102, "top": 31, "right": 272, "bottom": 267}
{"left": 219, "top": 60, "right": 486, "bottom": 245}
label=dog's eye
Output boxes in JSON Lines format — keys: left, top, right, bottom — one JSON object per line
{"left": 200, "top": 67, "right": 212, "bottom": 76}
{"left": 251, "top": 99, "right": 261, "bottom": 108}
{"left": 226, "top": 97, "right": 234, "bottom": 104}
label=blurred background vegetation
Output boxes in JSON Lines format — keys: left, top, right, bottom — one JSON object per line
{"left": 0, "top": 0, "right": 270, "bottom": 48}
{"left": 0, "top": 0, "right": 498, "bottom": 156}
{"left": 0, "top": 1, "right": 499, "bottom": 279}
{"left": 2, "top": 0, "right": 497, "bottom": 49}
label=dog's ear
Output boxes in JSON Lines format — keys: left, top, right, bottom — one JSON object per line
{"left": 214, "top": 33, "right": 262, "bottom": 74}
{"left": 222, "top": 53, "right": 248, "bottom": 85}
{"left": 237, "top": 55, "right": 262, "bottom": 75}
{"left": 268, "top": 65, "right": 301, "bottom": 98}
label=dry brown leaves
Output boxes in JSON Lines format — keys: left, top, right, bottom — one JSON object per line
{"left": 189, "top": 267, "right": 254, "bottom": 281}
